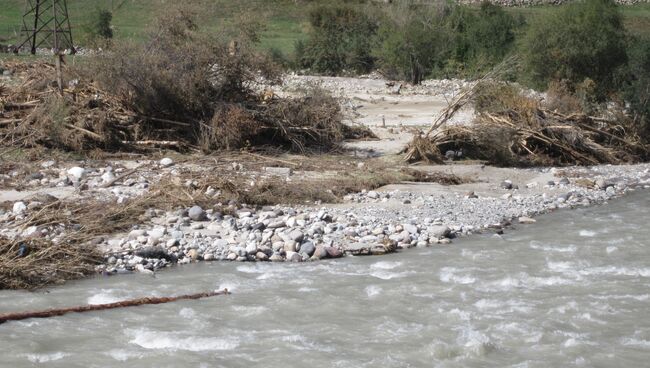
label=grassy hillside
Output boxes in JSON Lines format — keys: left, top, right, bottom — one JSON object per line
{"left": 0, "top": 0, "right": 312, "bottom": 54}
{"left": 506, "top": 3, "right": 650, "bottom": 35}
{"left": 1, "top": 0, "right": 649, "bottom": 55}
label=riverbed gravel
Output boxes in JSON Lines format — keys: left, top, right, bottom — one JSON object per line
{"left": 1, "top": 157, "right": 649, "bottom": 276}
{"left": 96, "top": 163, "right": 650, "bottom": 274}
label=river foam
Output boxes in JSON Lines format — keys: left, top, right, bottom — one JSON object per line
{"left": 128, "top": 329, "right": 239, "bottom": 351}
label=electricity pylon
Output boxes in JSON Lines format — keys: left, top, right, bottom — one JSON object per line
{"left": 17, "top": 0, "right": 75, "bottom": 54}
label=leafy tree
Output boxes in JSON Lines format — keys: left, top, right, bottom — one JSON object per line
{"left": 93, "top": 9, "right": 113, "bottom": 39}
{"left": 373, "top": 5, "right": 452, "bottom": 84}
{"left": 519, "top": 0, "right": 627, "bottom": 99}
{"left": 82, "top": 9, "right": 113, "bottom": 45}
{"left": 297, "top": 5, "right": 377, "bottom": 75}
{"left": 466, "top": 2, "right": 516, "bottom": 64}
{"left": 619, "top": 37, "right": 650, "bottom": 138}
{"left": 445, "top": 5, "right": 475, "bottom": 68}
{"left": 97, "top": 10, "right": 113, "bottom": 39}
{"left": 444, "top": 3, "right": 517, "bottom": 76}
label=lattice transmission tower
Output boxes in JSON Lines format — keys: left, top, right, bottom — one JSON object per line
{"left": 17, "top": 0, "right": 75, "bottom": 54}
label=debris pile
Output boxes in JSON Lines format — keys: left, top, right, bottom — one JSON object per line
{"left": 0, "top": 60, "right": 360, "bottom": 154}
{"left": 404, "top": 76, "right": 648, "bottom": 166}
{"left": 0, "top": 61, "right": 134, "bottom": 152}
{"left": 0, "top": 237, "right": 102, "bottom": 290}
{"left": 433, "top": 108, "right": 648, "bottom": 166}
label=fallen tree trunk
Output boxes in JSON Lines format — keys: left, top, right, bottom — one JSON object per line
{"left": 0, "top": 289, "right": 230, "bottom": 324}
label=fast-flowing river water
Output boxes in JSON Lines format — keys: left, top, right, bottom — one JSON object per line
{"left": 1, "top": 191, "right": 649, "bottom": 367}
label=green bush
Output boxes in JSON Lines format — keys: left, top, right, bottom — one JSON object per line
{"left": 519, "top": 0, "right": 627, "bottom": 99}
{"left": 465, "top": 3, "right": 517, "bottom": 66}
{"left": 296, "top": 5, "right": 377, "bottom": 75}
{"left": 95, "top": 10, "right": 113, "bottom": 39}
{"left": 373, "top": 6, "right": 452, "bottom": 84}
{"left": 371, "top": 2, "right": 518, "bottom": 83}
{"left": 619, "top": 37, "right": 650, "bottom": 139}
{"left": 82, "top": 9, "right": 113, "bottom": 45}
{"left": 268, "top": 47, "right": 289, "bottom": 67}
{"left": 446, "top": 2, "right": 518, "bottom": 76}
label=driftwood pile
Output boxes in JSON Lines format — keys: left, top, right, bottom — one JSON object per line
{"left": 0, "top": 237, "right": 103, "bottom": 290}
{"left": 0, "top": 61, "right": 141, "bottom": 152}
{"left": 432, "top": 108, "right": 648, "bottom": 167}
{"left": 404, "top": 75, "right": 648, "bottom": 166}
{"left": 0, "top": 194, "right": 161, "bottom": 290}
{"left": 0, "top": 60, "right": 354, "bottom": 154}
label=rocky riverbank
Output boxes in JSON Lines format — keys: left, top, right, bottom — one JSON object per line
{"left": 2, "top": 71, "right": 649, "bottom": 286}
{"left": 96, "top": 162, "right": 650, "bottom": 275}
{"left": 1, "top": 154, "right": 649, "bottom": 280}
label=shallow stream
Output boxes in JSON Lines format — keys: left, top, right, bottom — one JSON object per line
{"left": 1, "top": 191, "right": 649, "bottom": 367}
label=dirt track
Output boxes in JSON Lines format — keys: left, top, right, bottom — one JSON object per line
{"left": 280, "top": 75, "right": 475, "bottom": 155}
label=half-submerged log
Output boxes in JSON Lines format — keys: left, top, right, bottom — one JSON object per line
{"left": 0, "top": 289, "right": 229, "bottom": 325}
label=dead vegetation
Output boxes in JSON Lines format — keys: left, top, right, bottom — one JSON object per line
{"left": 0, "top": 152, "right": 471, "bottom": 290}
{"left": 0, "top": 237, "right": 102, "bottom": 290}
{"left": 0, "top": 195, "right": 159, "bottom": 289}
{"left": 406, "top": 80, "right": 649, "bottom": 167}
{"left": 0, "top": 10, "right": 366, "bottom": 156}
{"left": 147, "top": 155, "right": 471, "bottom": 207}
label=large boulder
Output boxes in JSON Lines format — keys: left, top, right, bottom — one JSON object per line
{"left": 299, "top": 241, "right": 316, "bottom": 257}
{"left": 12, "top": 201, "right": 27, "bottom": 215}
{"left": 428, "top": 225, "right": 451, "bottom": 239}
{"left": 311, "top": 245, "right": 328, "bottom": 260}
{"left": 67, "top": 167, "right": 85, "bottom": 180}
{"left": 135, "top": 246, "right": 174, "bottom": 262}
{"left": 159, "top": 158, "right": 174, "bottom": 167}
{"left": 188, "top": 206, "right": 207, "bottom": 221}
{"left": 345, "top": 241, "right": 396, "bottom": 256}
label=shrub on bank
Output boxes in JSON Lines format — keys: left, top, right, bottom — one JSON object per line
{"left": 519, "top": 0, "right": 627, "bottom": 99}
{"left": 296, "top": 5, "right": 377, "bottom": 75}
{"left": 299, "top": 1, "right": 521, "bottom": 83}
{"left": 446, "top": 2, "right": 519, "bottom": 77}
{"left": 0, "top": 7, "right": 349, "bottom": 153}
{"left": 373, "top": 3, "right": 452, "bottom": 84}
{"left": 618, "top": 36, "right": 650, "bottom": 141}
{"left": 79, "top": 9, "right": 113, "bottom": 47}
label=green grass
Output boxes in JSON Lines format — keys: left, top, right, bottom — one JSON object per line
{"left": 506, "top": 3, "right": 650, "bottom": 37}
{"left": 1, "top": 1, "right": 649, "bottom": 56}
{"left": 620, "top": 4, "right": 650, "bottom": 36}
{"left": 0, "top": 0, "right": 311, "bottom": 55}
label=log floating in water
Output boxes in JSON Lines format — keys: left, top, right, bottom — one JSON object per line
{"left": 0, "top": 289, "right": 229, "bottom": 325}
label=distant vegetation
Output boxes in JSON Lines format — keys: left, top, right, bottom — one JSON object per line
{"left": 294, "top": 5, "right": 377, "bottom": 75}
{"left": 80, "top": 9, "right": 114, "bottom": 46}
{"left": 1, "top": 0, "right": 648, "bottom": 140}
{"left": 291, "top": 0, "right": 648, "bottom": 139}
{"left": 519, "top": 0, "right": 627, "bottom": 98}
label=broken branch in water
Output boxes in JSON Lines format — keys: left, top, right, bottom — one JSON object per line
{"left": 0, "top": 289, "right": 230, "bottom": 325}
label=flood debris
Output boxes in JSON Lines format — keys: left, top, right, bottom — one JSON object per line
{"left": 404, "top": 78, "right": 649, "bottom": 166}
{"left": 0, "top": 236, "right": 102, "bottom": 290}
{"left": 0, "top": 59, "right": 362, "bottom": 154}
{"left": 0, "top": 289, "right": 230, "bottom": 325}
{"left": 433, "top": 107, "right": 648, "bottom": 167}
{"left": 402, "top": 61, "right": 512, "bottom": 163}
{"left": 0, "top": 155, "right": 474, "bottom": 290}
